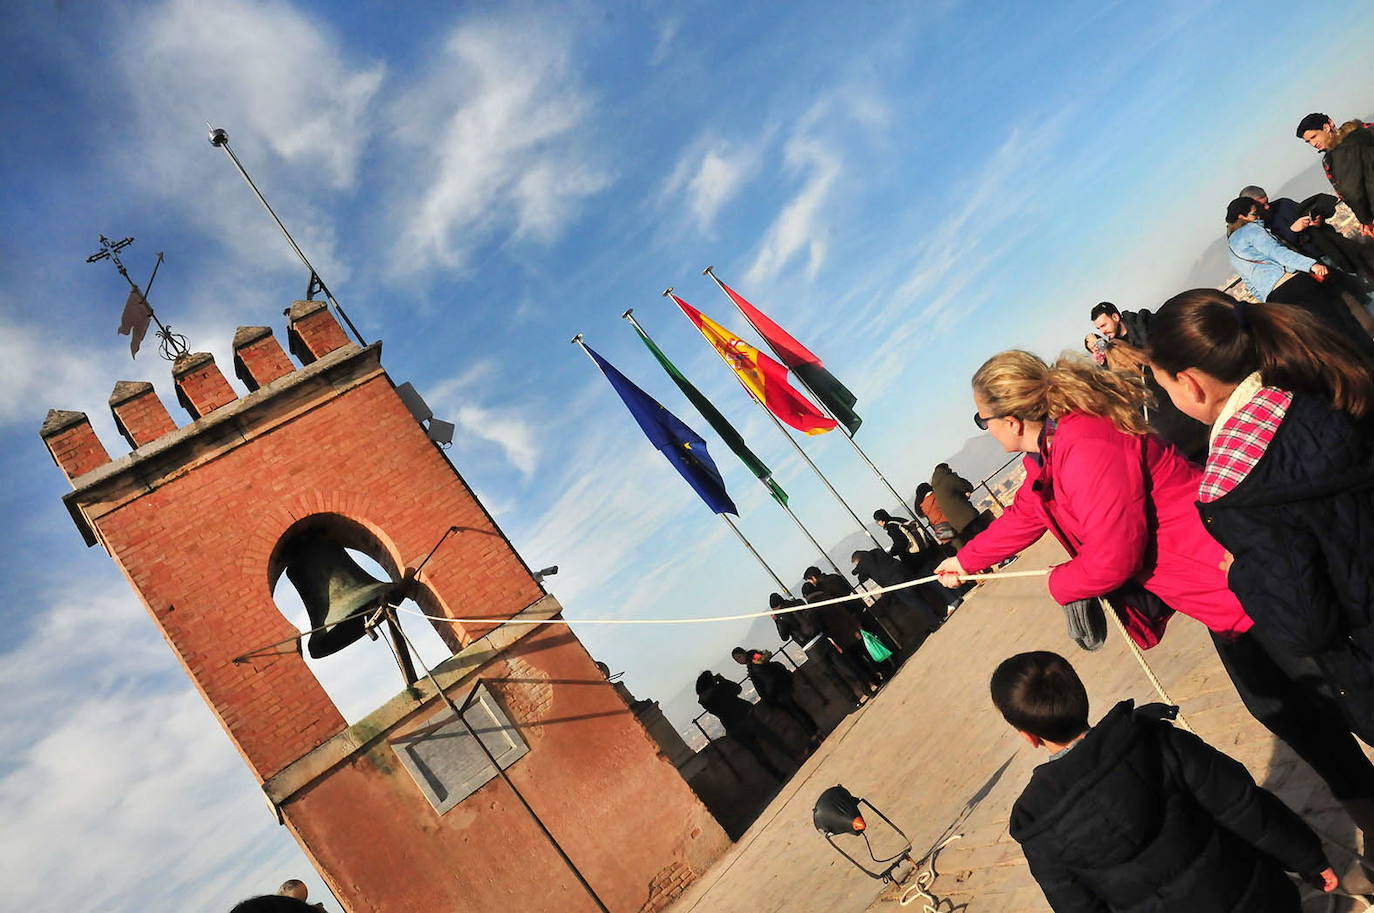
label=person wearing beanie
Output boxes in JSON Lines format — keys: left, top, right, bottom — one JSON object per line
{"left": 1297, "top": 112, "right": 1374, "bottom": 237}
{"left": 1239, "top": 186, "right": 1374, "bottom": 300}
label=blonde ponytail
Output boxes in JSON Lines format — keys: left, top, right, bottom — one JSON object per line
{"left": 972, "top": 350, "right": 1151, "bottom": 435}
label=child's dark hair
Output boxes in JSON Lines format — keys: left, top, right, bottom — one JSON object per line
{"left": 990, "top": 651, "right": 1089, "bottom": 743}
{"left": 1149, "top": 288, "right": 1374, "bottom": 418}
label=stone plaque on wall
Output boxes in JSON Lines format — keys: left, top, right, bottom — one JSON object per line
{"left": 391, "top": 684, "right": 529, "bottom": 814}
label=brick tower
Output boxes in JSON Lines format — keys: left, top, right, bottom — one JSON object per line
{"left": 42, "top": 301, "right": 727, "bottom": 912}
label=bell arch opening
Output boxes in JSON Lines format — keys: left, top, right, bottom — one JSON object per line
{"left": 269, "top": 514, "right": 456, "bottom": 725}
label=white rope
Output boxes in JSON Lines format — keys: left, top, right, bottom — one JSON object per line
{"left": 392, "top": 569, "right": 1052, "bottom": 627}
{"left": 1098, "top": 597, "right": 1196, "bottom": 734}
{"left": 899, "top": 833, "right": 964, "bottom": 910}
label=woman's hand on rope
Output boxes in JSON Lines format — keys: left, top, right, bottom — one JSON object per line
{"left": 934, "top": 556, "right": 966, "bottom": 589}
{"left": 1311, "top": 866, "right": 1338, "bottom": 893}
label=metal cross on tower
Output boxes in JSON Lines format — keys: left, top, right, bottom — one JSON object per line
{"left": 86, "top": 234, "right": 188, "bottom": 361}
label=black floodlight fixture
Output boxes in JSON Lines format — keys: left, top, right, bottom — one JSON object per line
{"left": 426, "top": 418, "right": 455, "bottom": 446}
{"left": 395, "top": 381, "right": 455, "bottom": 447}
{"left": 812, "top": 785, "right": 913, "bottom": 882}
{"left": 813, "top": 785, "right": 865, "bottom": 835}
{"left": 396, "top": 382, "right": 433, "bottom": 423}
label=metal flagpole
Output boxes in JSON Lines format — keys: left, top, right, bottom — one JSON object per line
{"left": 663, "top": 288, "right": 885, "bottom": 551}
{"left": 620, "top": 309, "right": 848, "bottom": 577}
{"left": 721, "top": 514, "right": 795, "bottom": 597}
{"left": 703, "top": 266, "right": 929, "bottom": 528}
{"left": 570, "top": 333, "right": 804, "bottom": 595}
{"left": 207, "top": 126, "right": 367, "bottom": 347}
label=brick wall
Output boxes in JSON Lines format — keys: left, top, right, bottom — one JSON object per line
{"left": 42, "top": 303, "right": 729, "bottom": 912}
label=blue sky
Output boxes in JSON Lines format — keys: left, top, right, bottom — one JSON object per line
{"left": 3, "top": 1, "right": 1373, "bottom": 910}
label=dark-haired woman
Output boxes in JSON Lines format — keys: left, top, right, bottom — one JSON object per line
{"left": 1225, "top": 196, "right": 1374, "bottom": 354}
{"left": 1150, "top": 288, "right": 1374, "bottom": 834}
{"left": 935, "top": 346, "right": 1374, "bottom": 839}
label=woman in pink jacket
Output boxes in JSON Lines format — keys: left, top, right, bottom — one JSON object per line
{"left": 935, "top": 350, "right": 1374, "bottom": 816}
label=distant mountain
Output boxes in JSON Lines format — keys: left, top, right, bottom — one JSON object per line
{"left": 941, "top": 432, "right": 1021, "bottom": 490}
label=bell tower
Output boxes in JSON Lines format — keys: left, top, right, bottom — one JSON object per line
{"left": 42, "top": 301, "right": 727, "bottom": 912}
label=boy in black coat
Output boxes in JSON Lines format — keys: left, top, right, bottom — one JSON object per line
{"left": 992, "top": 651, "right": 1335, "bottom": 912}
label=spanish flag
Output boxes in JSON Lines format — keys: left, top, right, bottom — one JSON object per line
{"left": 708, "top": 272, "right": 862, "bottom": 436}
{"left": 669, "top": 294, "right": 837, "bottom": 436}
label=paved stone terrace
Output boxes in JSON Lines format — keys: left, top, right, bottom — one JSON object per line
{"left": 665, "top": 536, "right": 1373, "bottom": 913}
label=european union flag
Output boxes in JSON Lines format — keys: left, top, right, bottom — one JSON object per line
{"left": 585, "top": 344, "right": 737, "bottom": 515}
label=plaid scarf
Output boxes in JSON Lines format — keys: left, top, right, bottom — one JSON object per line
{"left": 1199, "top": 374, "right": 1292, "bottom": 503}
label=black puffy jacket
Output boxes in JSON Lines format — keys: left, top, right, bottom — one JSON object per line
{"left": 745, "top": 659, "right": 794, "bottom": 703}
{"left": 1198, "top": 392, "right": 1374, "bottom": 743}
{"left": 696, "top": 674, "right": 752, "bottom": 729}
{"left": 1117, "top": 308, "right": 1153, "bottom": 349}
{"left": 771, "top": 596, "right": 816, "bottom": 645}
{"left": 1011, "top": 701, "right": 1326, "bottom": 913}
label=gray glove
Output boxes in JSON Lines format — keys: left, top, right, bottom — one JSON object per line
{"left": 1062, "top": 598, "right": 1107, "bottom": 651}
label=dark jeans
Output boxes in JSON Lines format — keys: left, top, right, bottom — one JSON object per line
{"left": 835, "top": 637, "right": 882, "bottom": 689}
{"left": 767, "top": 693, "right": 819, "bottom": 735}
{"left": 1211, "top": 627, "right": 1374, "bottom": 799}
{"left": 725, "top": 718, "right": 792, "bottom": 779}
{"left": 809, "top": 640, "right": 867, "bottom": 701}
{"left": 1268, "top": 273, "right": 1374, "bottom": 359}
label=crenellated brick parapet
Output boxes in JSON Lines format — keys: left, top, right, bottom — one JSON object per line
{"left": 40, "top": 409, "right": 110, "bottom": 481}
{"left": 232, "top": 325, "right": 294, "bottom": 391}
{"left": 286, "top": 299, "right": 350, "bottom": 364}
{"left": 109, "top": 381, "right": 177, "bottom": 449}
{"left": 38, "top": 301, "right": 354, "bottom": 480}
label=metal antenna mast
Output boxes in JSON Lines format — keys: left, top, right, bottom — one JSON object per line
{"left": 207, "top": 126, "right": 367, "bottom": 346}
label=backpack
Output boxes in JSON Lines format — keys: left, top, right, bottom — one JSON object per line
{"left": 896, "top": 520, "right": 929, "bottom": 552}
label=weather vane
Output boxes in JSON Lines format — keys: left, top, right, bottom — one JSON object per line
{"left": 85, "top": 234, "right": 188, "bottom": 361}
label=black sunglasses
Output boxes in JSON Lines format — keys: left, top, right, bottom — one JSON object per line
{"left": 973, "top": 411, "right": 1005, "bottom": 431}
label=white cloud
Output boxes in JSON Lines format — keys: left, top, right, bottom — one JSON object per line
{"left": 116, "top": 0, "right": 384, "bottom": 280}
{"left": 0, "top": 582, "right": 328, "bottom": 912}
{"left": 649, "top": 15, "right": 682, "bottom": 66}
{"left": 842, "top": 113, "right": 1076, "bottom": 402}
{"left": 514, "top": 434, "right": 696, "bottom": 608}
{"left": 0, "top": 266, "right": 298, "bottom": 457}
{"left": 389, "top": 18, "right": 609, "bottom": 276}
{"left": 661, "top": 137, "right": 764, "bottom": 233}
{"left": 0, "top": 318, "right": 122, "bottom": 428}
{"left": 452, "top": 403, "right": 541, "bottom": 476}
{"left": 744, "top": 135, "right": 842, "bottom": 286}
{"left": 423, "top": 363, "right": 542, "bottom": 477}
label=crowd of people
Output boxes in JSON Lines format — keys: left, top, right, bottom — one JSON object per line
{"left": 694, "top": 463, "right": 994, "bottom": 780}
{"left": 231, "top": 112, "right": 1374, "bottom": 913}
{"left": 925, "top": 111, "right": 1374, "bottom": 909}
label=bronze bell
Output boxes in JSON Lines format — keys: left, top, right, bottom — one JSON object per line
{"left": 281, "top": 537, "right": 403, "bottom": 658}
